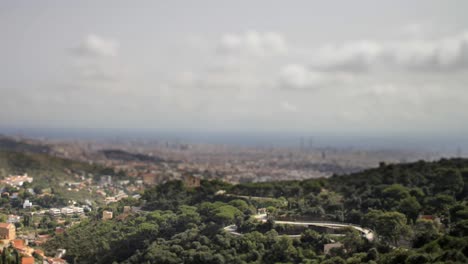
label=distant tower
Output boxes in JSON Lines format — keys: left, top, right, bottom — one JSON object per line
{"left": 299, "top": 137, "right": 305, "bottom": 152}
{"left": 457, "top": 146, "right": 462, "bottom": 158}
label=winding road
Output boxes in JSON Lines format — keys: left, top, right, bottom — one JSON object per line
{"left": 224, "top": 213, "right": 375, "bottom": 241}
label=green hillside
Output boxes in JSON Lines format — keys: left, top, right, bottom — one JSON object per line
{"left": 0, "top": 150, "right": 122, "bottom": 205}
{"left": 43, "top": 158, "right": 468, "bottom": 264}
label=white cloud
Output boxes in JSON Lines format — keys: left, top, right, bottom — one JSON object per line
{"left": 314, "top": 40, "right": 383, "bottom": 72}
{"left": 218, "top": 30, "right": 287, "bottom": 56}
{"left": 312, "top": 31, "right": 468, "bottom": 72}
{"left": 278, "top": 64, "right": 353, "bottom": 90}
{"left": 391, "top": 32, "right": 468, "bottom": 70}
{"left": 73, "top": 34, "right": 119, "bottom": 57}
{"left": 280, "top": 101, "right": 298, "bottom": 112}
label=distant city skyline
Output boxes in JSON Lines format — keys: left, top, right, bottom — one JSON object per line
{"left": 2, "top": 1, "right": 468, "bottom": 138}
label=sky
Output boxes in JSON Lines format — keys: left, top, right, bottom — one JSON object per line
{"left": 2, "top": 0, "right": 468, "bottom": 142}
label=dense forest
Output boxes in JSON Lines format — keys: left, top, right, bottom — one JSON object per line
{"left": 0, "top": 149, "right": 129, "bottom": 207}
{"left": 43, "top": 158, "right": 468, "bottom": 264}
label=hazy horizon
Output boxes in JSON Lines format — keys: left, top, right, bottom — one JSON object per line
{"left": 1, "top": 126, "right": 467, "bottom": 155}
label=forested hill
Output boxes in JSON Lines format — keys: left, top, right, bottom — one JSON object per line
{"left": 44, "top": 158, "right": 468, "bottom": 264}
{"left": 0, "top": 135, "right": 50, "bottom": 154}
{"left": 231, "top": 158, "right": 468, "bottom": 202}
{"left": 0, "top": 149, "right": 127, "bottom": 205}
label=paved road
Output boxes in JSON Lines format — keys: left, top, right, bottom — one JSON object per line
{"left": 272, "top": 220, "right": 374, "bottom": 241}
{"left": 224, "top": 213, "right": 375, "bottom": 241}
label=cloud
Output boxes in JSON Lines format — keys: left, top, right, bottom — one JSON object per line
{"left": 218, "top": 30, "right": 287, "bottom": 56}
{"left": 314, "top": 40, "right": 383, "bottom": 72}
{"left": 64, "top": 34, "right": 129, "bottom": 91}
{"left": 311, "top": 31, "right": 468, "bottom": 72}
{"left": 278, "top": 64, "right": 352, "bottom": 90}
{"left": 72, "top": 34, "right": 119, "bottom": 57}
{"left": 391, "top": 32, "right": 468, "bottom": 70}
{"left": 280, "top": 101, "right": 298, "bottom": 112}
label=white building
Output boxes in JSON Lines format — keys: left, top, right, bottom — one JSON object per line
{"left": 23, "top": 199, "right": 33, "bottom": 209}
{"left": 49, "top": 208, "right": 61, "bottom": 216}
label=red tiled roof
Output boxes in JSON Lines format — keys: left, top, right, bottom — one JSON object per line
{"left": 21, "top": 256, "right": 35, "bottom": 264}
{"left": 420, "top": 215, "right": 435, "bottom": 220}
{"left": 12, "top": 239, "right": 25, "bottom": 250}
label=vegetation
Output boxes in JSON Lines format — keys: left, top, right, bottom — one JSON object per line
{"left": 0, "top": 150, "right": 128, "bottom": 206}
{"left": 41, "top": 158, "right": 468, "bottom": 263}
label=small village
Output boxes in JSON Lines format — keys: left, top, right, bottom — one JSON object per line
{"left": 0, "top": 170, "right": 204, "bottom": 264}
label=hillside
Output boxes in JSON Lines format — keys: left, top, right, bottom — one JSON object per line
{"left": 43, "top": 158, "right": 468, "bottom": 264}
{"left": 0, "top": 150, "right": 123, "bottom": 204}
{"left": 99, "top": 149, "right": 165, "bottom": 163}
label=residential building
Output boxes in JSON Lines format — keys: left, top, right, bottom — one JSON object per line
{"left": 20, "top": 256, "right": 34, "bottom": 264}
{"left": 102, "top": 210, "right": 113, "bottom": 220}
{"left": 183, "top": 174, "right": 200, "bottom": 188}
{"left": 1, "top": 174, "right": 33, "bottom": 187}
{"left": 49, "top": 208, "right": 61, "bottom": 216}
{"left": 23, "top": 199, "right": 33, "bottom": 209}
{"left": 324, "top": 242, "right": 344, "bottom": 255}
{"left": 0, "top": 222, "right": 16, "bottom": 240}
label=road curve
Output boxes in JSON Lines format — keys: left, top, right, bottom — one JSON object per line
{"left": 224, "top": 213, "right": 375, "bottom": 241}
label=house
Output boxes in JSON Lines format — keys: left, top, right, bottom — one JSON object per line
{"left": 60, "top": 207, "right": 74, "bottom": 215}
{"left": 34, "top": 249, "right": 44, "bottom": 257}
{"left": 183, "top": 174, "right": 201, "bottom": 188}
{"left": 1, "top": 174, "right": 33, "bottom": 187}
{"left": 324, "top": 242, "right": 344, "bottom": 255}
{"left": 0, "top": 223, "right": 16, "bottom": 240}
{"left": 49, "top": 208, "right": 61, "bottom": 216}
{"left": 20, "top": 256, "right": 34, "bottom": 264}
{"left": 100, "top": 175, "right": 112, "bottom": 186}
{"left": 34, "top": 234, "right": 51, "bottom": 246}
{"left": 418, "top": 214, "right": 442, "bottom": 224}
{"left": 23, "top": 200, "right": 33, "bottom": 209}
{"left": 55, "top": 227, "right": 65, "bottom": 234}
{"left": 142, "top": 173, "right": 158, "bottom": 185}
{"left": 11, "top": 239, "right": 33, "bottom": 255}
{"left": 7, "top": 215, "right": 21, "bottom": 224}
{"left": 102, "top": 210, "right": 113, "bottom": 220}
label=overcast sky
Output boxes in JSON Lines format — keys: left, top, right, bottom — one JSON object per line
{"left": 2, "top": 0, "right": 468, "bottom": 138}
